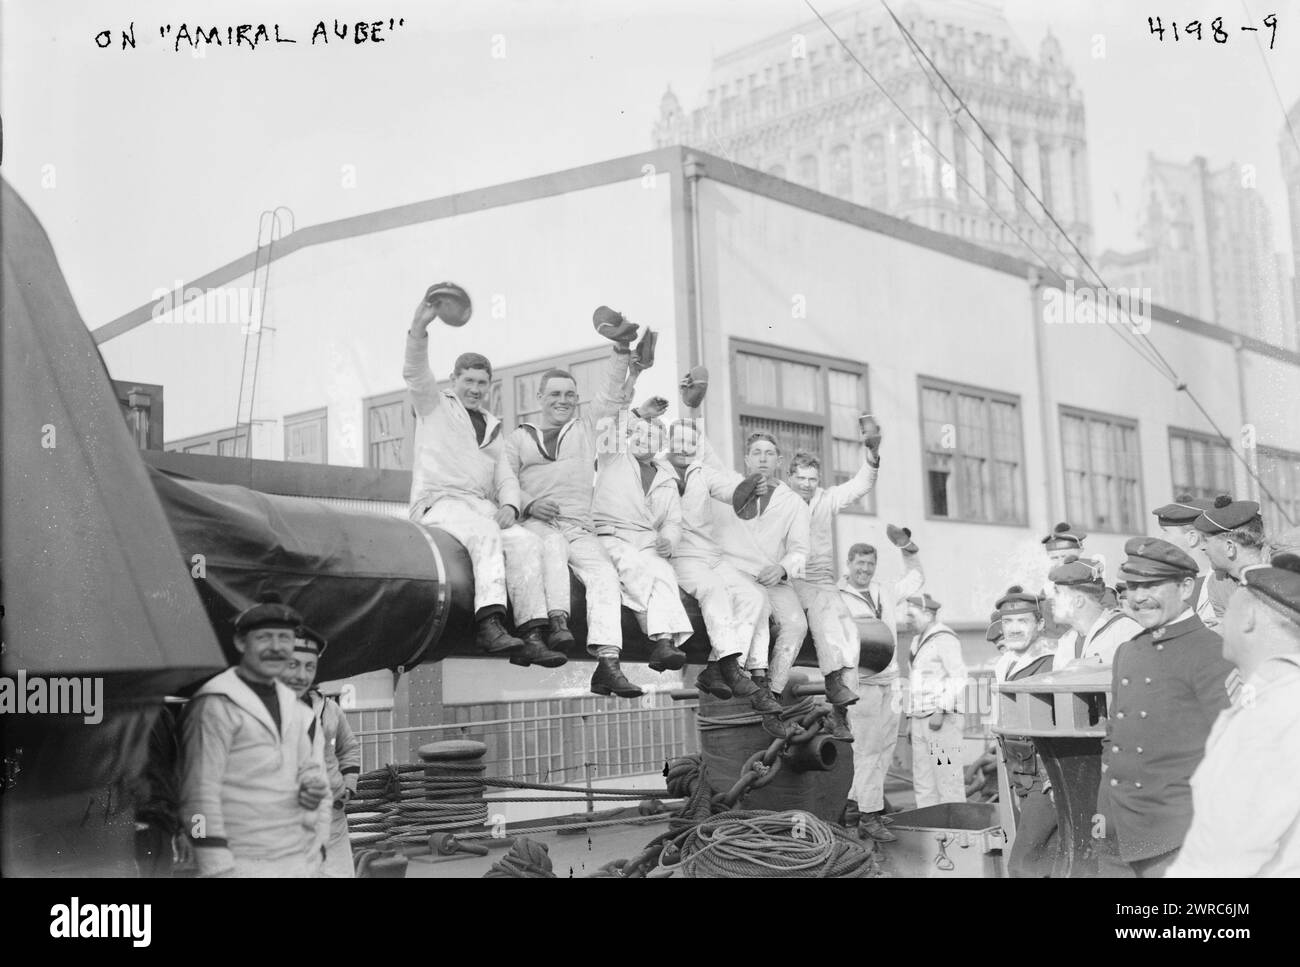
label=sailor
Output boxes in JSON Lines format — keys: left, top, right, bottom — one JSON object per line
{"left": 904, "top": 593, "right": 967, "bottom": 808}
{"left": 1049, "top": 557, "right": 1141, "bottom": 668}
{"left": 1096, "top": 537, "right": 1236, "bottom": 877}
{"left": 179, "top": 593, "right": 330, "bottom": 877}
{"left": 838, "top": 531, "right": 925, "bottom": 843}
{"left": 1166, "top": 554, "right": 1300, "bottom": 877}
{"left": 590, "top": 399, "right": 695, "bottom": 683}
{"left": 280, "top": 626, "right": 361, "bottom": 878}
{"left": 707, "top": 432, "right": 812, "bottom": 706}
{"left": 1152, "top": 494, "right": 1226, "bottom": 628}
{"left": 505, "top": 308, "right": 654, "bottom": 698}
{"left": 991, "top": 587, "right": 1059, "bottom": 878}
{"left": 1039, "top": 522, "right": 1090, "bottom": 653}
{"left": 665, "top": 419, "right": 782, "bottom": 720}
{"left": 786, "top": 437, "right": 881, "bottom": 740}
{"left": 1195, "top": 495, "right": 1271, "bottom": 585}
{"left": 405, "top": 284, "right": 564, "bottom": 668}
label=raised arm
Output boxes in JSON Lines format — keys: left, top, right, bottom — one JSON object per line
{"left": 590, "top": 345, "right": 636, "bottom": 424}
{"left": 405, "top": 289, "right": 449, "bottom": 418}
{"left": 892, "top": 549, "right": 925, "bottom": 606}
{"left": 826, "top": 452, "right": 880, "bottom": 514}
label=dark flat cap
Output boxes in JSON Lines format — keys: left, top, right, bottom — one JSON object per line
{"left": 985, "top": 616, "right": 1004, "bottom": 642}
{"left": 294, "top": 624, "right": 328, "bottom": 657}
{"left": 1118, "top": 537, "right": 1199, "bottom": 583}
{"left": 1042, "top": 521, "right": 1087, "bottom": 549}
{"left": 732, "top": 473, "right": 767, "bottom": 520}
{"left": 1194, "top": 495, "right": 1262, "bottom": 534}
{"left": 996, "top": 585, "right": 1041, "bottom": 616}
{"left": 1242, "top": 554, "right": 1300, "bottom": 623}
{"left": 906, "top": 593, "right": 942, "bottom": 612}
{"left": 1152, "top": 494, "right": 1214, "bottom": 527}
{"left": 233, "top": 591, "right": 302, "bottom": 634}
{"left": 1049, "top": 556, "right": 1106, "bottom": 588}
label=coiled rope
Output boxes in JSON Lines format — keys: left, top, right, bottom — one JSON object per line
{"left": 675, "top": 810, "right": 875, "bottom": 879}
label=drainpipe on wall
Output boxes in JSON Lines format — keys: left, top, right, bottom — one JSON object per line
{"left": 1232, "top": 335, "right": 1254, "bottom": 500}
{"left": 1027, "top": 267, "right": 1059, "bottom": 529}
{"left": 683, "top": 153, "right": 706, "bottom": 376}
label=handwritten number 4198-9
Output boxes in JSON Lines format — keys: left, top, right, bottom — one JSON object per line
{"left": 1148, "top": 15, "right": 1278, "bottom": 49}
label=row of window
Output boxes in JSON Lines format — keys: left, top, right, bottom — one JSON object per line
{"left": 166, "top": 341, "right": 1300, "bottom": 537}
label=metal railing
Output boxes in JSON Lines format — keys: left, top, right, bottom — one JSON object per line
{"left": 347, "top": 693, "right": 699, "bottom": 784}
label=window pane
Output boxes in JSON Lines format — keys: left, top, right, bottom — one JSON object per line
{"left": 286, "top": 417, "right": 324, "bottom": 464}
{"left": 828, "top": 369, "right": 862, "bottom": 438}
{"left": 736, "top": 353, "right": 779, "bottom": 407}
{"left": 957, "top": 394, "right": 988, "bottom": 458}
{"left": 738, "top": 415, "right": 821, "bottom": 479}
{"left": 779, "top": 360, "right": 821, "bottom": 412}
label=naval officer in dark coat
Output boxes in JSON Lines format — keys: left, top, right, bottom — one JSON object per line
{"left": 1095, "top": 537, "right": 1236, "bottom": 877}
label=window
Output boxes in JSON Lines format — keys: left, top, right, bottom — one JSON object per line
{"left": 920, "top": 377, "right": 1026, "bottom": 524}
{"left": 1169, "top": 428, "right": 1234, "bottom": 501}
{"left": 1257, "top": 445, "right": 1300, "bottom": 537}
{"left": 1038, "top": 143, "right": 1053, "bottom": 212}
{"left": 798, "top": 154, "right": 819, "bottom": 190}
{"left": 731, "top": 340, "right": 874, "bottom": 514}
{"left": 1011, "top": 139, "right": 1026, "bottom": 210}
{"left": 830, "top": 144, "right": 853, "bottom": 197}
{"left": 864, "top": 134, "right": 888, "bottom": 208}
{"left": 167, "top": 426, "right": 246, "bottom": 457}
{"left": 983, "top": 133, "right": 998, "bottom": 205}
{"left": 1060, "top": 407, "right": 1142, "bottom": 533}
{"left": 507, "top": 348, "right": 609, "bottom": 429}
{"left": 284, "top": 408, "right": 327, "bottom": 464}
{"left": 952, "top": 123, "right": 969, "bottom": 203}
{"left": 364, "top": 390, "right": 415, "bottom": 470}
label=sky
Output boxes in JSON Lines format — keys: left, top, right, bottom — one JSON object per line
{"left": 4, "top": 0, "right": 1299, "bottom": 330}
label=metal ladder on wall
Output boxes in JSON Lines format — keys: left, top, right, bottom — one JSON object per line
{"left": 233, "top": 206, "right": 294, "bottom": 475}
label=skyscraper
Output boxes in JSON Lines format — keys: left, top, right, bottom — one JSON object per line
{"left": 1099, "top": 154, "right": 1295, "bottom": 350}
{"left": 652, "top": 0, "right": 1092, "bottom": 268}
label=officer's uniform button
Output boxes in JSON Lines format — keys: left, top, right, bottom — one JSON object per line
{"left": 1110, "top": 778, "right": 1119, "bottom": 786}
{"left": 1135, "top": 782, "right": 1143, "bottom": 789}
{"left": 1112, "top": 745, "right": 1120, "bottom": 753}
{"left": 1121, "top": 678, "right": 1130, "bottom": 686}
{"left": 1136, "top": 747, "right": 1143, "bottom": 754}
{"left": 1145, "top": 677, "right": 1152, "bottom": 684}
{"left": 1139, "top": 711, "right": 1148, "bottom": 718}
{"left": 1156, "top": 644, "right": 1164, "bottom": 651}
{"left": 1116, "top": 711, "right": 1125, "bottom": 719}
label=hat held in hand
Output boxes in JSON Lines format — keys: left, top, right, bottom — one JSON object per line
{"left": 732, "top": 473, "right": 767, "bottom": 520}
{"left": 886, "top": 524, "right": 917, "bottom": 554}
{"left": 680, "top": 366, "right": 709, "bottom": 408}
{"left": 425, "top": 282, "right": 472, "bottom": 327}
{"left": 593, "top": 305, "right": 639, "bottom": 344}
{"left": 631, "top": 326, "right": 658, "bottom": 372}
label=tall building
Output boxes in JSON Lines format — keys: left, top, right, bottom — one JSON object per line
{"left": 1099, "top": 154, "right": 1295, "bottom": 351}
{"left": 1279, "top": 98, "right": 1300, "bottom": 344}
{"left": 652, "top": 0, "right": 1092, "bottom": 269}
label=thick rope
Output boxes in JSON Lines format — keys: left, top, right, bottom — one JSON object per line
{"left": 676, "top": 810, "right": 875, "bottom": 879}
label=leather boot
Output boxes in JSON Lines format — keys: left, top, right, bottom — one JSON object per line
{"left": 509, "top": 628, "right": 567, "bottom": 668}
{"left": 826, "top": 704, "right": 854, "bottom": 742}
{"left": 823, "top": 669, "right": 859, "bottom": 707}
{"left": 717, "top": 655, "right": 758, "bottom": 698}
{"left": 647, "top": 638, "right": 687, "bottom": 672}
{"left": 860, "top": 812, "right": 897, "bottom": 843}
{"left": 476, "top": 614, "right": 524, "bottom": 655}
{"left": 749, "top": 671, "right": 778, "bottom": 706}
{"left": 591, "top": 656, "right": 644, "bottom": 698}
{"left": 694, "top": 662, "right": 733, "bottom": 700}
{"left": 547, "top": 611, "right": 575, "bottom": 652}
